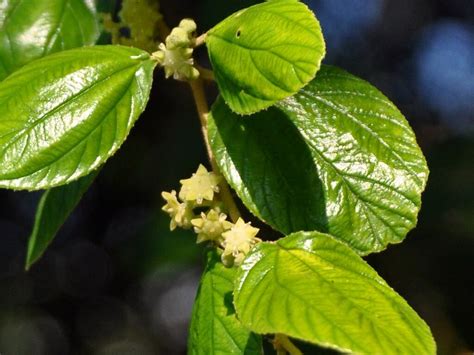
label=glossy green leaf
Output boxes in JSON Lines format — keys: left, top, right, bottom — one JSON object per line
{"left": 206, "top": 0, "right": 325, "bottom": 115}
{"left": 208, "top": 65, "right": 429, "bottom": 254}
{"left": 234, "top": 231, "right": 436, "bottom": 354}
{"left": 0, "top": 0, "right": 101, "bottom": 266}
{"left": 25, "top": 172, "right": 97, "bottom": 270}
{"left": 189, "top": 251, "right": 262, "bottom": 355}
{"left": 0, "top": 0, "right": 100, "bottom": 80}
{"left": 0, "top": 45, "right": 156, "bottom": 190}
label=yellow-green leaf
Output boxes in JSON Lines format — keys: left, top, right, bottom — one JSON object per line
{"left": 234, "top": 231, "right": 436, "bottom": 354}
{"left": 206, "top": 0, "right": 325, "bottom": 114}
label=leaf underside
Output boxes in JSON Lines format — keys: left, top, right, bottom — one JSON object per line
{"left": 234, "top": 231, "right": 436, "bottom": 354}
{"left": 25, "top": 172, "right": 98, "bottom": 269}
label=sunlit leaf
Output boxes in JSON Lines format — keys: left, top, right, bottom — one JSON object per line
{"left": 234, "top": 231, "right": 436, "bottom": 354}
{"left": 0, "top": 45, "right": 156, "bottom": 190}
{"left": 206, "top": 0, "right": 325, "bottom": 114}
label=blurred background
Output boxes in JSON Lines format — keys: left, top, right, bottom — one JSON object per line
{"left": 0, "top": 0, "right": 472, "bottom": 354}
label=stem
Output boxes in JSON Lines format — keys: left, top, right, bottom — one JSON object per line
{"left": 196, "top": 65, "right": 215, "bottom": 82}
{"left": 273, "top": 334, "right": 303, "bottom": 355}
{"left": 194, "top": 33, "right": 207, "bottom": 47}
{"left": 189, "top": 79, "right": 241, "bottom": 223}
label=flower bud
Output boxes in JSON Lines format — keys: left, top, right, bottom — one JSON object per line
{"left": 179, "top": 19, "right": 197, "bottom": 35}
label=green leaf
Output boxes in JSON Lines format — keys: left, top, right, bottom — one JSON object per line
{"left": 0, "top": 45, "right": 156, "bottom": 190}
{"left": 0, "top": 0, "right": 100, "bottom": 80}
{"left": 234, "top": 231, "right": 436, "bottom": 354}
{"left": 206, "top": 0, "right": 325, "bottom": 115}
{"left": 209, "top": 97, "right": 327, "bottom": 235}
{"left": 0, "top": 60, "right": 7, "bottom": 81}
{"left": 208, "top": 65, "right": 429, "bottom": 254}
{"left": 25, "top": 172, "right": 98, "bottom": 270}
{"left": 189, "top": 251, "right": 262, "bottom": 355}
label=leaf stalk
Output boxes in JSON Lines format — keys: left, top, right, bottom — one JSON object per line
{"left": 188, "top": 78, "right": 241, "bottom": 223}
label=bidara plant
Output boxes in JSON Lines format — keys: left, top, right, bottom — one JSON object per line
{"left": 0, "top": 0, "right": 436, "bottom": 353}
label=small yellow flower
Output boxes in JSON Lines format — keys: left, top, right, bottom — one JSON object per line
{"left": 179, "top": 18, "right": 197, "bottom": 35}
{"left": 179, "top": 165, "right": 222, "bottom": 204}
{"left": 151, "top": 19, "right": 200, "bottom": 81}
{"left": 221, "top": 218, "right": 260, "bottom": 266}
{"left": 161, "top": 190, "right": 193, "bottom": 230}
{"left": 166, "top": 27, "right": 191, "bottom": 50}
{"left": 191, "top": 209, "right": 233, "bottom": 244}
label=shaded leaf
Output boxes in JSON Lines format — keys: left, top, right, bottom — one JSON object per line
{"left": 189, "top": 250, "right": 262, "bottom": 355}
{"left": 208, "top": 65, "right": 429, "bottom": 254}
{"left": 26, "top": 172, "right": 98, "bottom": 269}
{"left": 0, "top": 0, "right": 100, "bottom": 80}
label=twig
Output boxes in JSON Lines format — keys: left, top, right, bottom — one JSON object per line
{"left": 273, "top": 334, "right": 303, "bottom": 355}
{"left": 196, "top": 65, "right": 215, "bottom": 82}
{"left": 194, "top": 33, "right": 207, "bottom": 47}
{"left": 188, "top": 79, "right": 241, "bottom": 223}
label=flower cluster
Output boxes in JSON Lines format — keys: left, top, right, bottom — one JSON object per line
{"left": 162, "top": 164, "right": 261, "bottom": 266}
{"left": 152, "top": 19, "right": 200, "bottom": 81}
{"left": 102, "top": 0, "right": 164, "bottom": 52}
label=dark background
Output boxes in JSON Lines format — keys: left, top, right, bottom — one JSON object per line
{"left": 0, "top": 0, "right": 472, "bottom": 354}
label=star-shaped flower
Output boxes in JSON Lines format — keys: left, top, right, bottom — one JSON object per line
{"left": 191, "top": 209, "right": 233, "bottom": 244}
{"left": 161, "top": 190, "right": 194, "bottom": 230}
{"left": 221, "top": 218, "right": 260, "bottom": 266}
{"left": 151, "top": 20, "right": 200, "bottom": 81}
{"left": 179, "top": 164, "right": 222, "bottom": 204}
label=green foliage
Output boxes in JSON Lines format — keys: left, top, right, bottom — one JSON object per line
{"left": 234, "top": 231, "right": 436, "bottom": 354}
{"left": 0, "top": 0, "right": 103, "bottom": 270}
{"left": 0, "top": 0, "right": 436, "bottom": 353}
{"left": 209, "top": 65, "right": 428, "bottom": 254}
{"left": 208, "top": 96, "right": 327, "bottom": 234}
{"left": 25, "top": 172, "right": 97, "bottom": 270}
{"left": 0, "top": 0, "right": 99, "bottom": 80}
{"left": 0, "top": 46, "right": 156, "bottom": 190}
{"left": 206, "top": 0, "right": 325, "bottom": 114}
{"left": 189, "top": 251, "right": 262, "bottom": 355}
